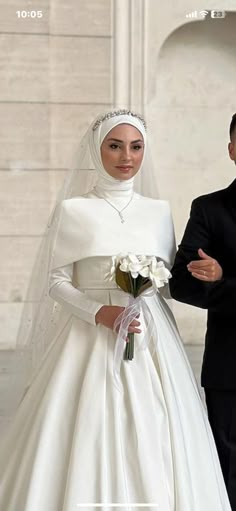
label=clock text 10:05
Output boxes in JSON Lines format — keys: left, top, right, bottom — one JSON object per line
{"left": 16, "top": 11, "right": 43, "bottom": 18}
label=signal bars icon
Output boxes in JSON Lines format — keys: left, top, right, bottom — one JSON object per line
{"left": 186, "top": 11, "right": 197, "bottom": 18}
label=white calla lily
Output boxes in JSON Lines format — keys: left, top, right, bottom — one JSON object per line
{"left": 120, "top": 260, "right": 129, "bottom": 272}
{"left": 139, "top": 266, "right": 149, "bottom": 278}
{"left": 106, "top": 253, "right": 171, "bottom": 289}
{"left": 128, "top": 253, "right": 139, "bottom": 264}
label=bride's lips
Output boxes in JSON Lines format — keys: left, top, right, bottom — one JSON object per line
{"left": 116, "top": 165, "right": 133, "bottom": 172}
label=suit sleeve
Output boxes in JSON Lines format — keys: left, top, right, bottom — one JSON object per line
{"left": 169, "top": 198, "right": 236, "bottom": 312}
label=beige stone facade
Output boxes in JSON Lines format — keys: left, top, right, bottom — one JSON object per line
{"left": 0, "top": 0, "right": 112, "bottom": 348}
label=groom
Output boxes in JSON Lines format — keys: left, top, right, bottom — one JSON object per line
{"left": 169, "top": 113, "right": 236, "bottom": 509}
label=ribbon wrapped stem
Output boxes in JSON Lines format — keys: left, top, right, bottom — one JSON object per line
{"left": 113, "top": 290, "right": 157, "bottom": 389}
{"left": 124, "top": 332, "right": 134, "bottom": 360}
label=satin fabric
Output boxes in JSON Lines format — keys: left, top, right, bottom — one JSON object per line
{"left": 50, "top": 195, "right": 175, "bottom": 270}
{"left": 0, "top": 255, "right": 232, "bottom": 510}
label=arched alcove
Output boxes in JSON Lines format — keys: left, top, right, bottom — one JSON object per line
{"left": 146, "top": 13, "right": 236, "bottom": 346}
{"left": 147, "top": 13, "right": 236, "bottom": 237}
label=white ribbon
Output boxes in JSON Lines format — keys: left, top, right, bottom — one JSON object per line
{"left": 113, "top": 287, "right": 158, "bottom": 391}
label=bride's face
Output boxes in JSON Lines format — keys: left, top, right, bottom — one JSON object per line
{"left": 100, "top": 124, "right": 144, "bottom": 180}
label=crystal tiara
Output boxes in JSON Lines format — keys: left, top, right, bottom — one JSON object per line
{"left": 92, "top": 109, "right": 147, "bottom": 131}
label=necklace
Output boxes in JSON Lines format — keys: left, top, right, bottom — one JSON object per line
{"left": 95, "top": 191, "right": 134, "bottom": 223}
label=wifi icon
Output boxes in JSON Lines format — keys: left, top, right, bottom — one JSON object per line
{"left": 200, "top": 10, "right": 209, "bottom": 17}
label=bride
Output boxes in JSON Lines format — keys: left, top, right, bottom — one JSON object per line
{"left": 0, "top": 110, "right": 231, "bottom": 510}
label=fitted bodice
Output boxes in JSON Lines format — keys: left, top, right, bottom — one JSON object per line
{"left": 73, "top": 256, "right": 118, "bottom": 290}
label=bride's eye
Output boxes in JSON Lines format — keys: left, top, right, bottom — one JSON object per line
{"left": 132, "top": 144, "right": 143, "bottom": 151}
{"left": 109, "top": 143, "right": 119, "bottom": 149}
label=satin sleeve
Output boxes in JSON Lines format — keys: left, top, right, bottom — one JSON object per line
{"left": 49, "top": 263, "right": 104, "bottom": 326}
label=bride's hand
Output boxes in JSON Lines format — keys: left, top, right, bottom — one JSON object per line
{"left": 95, "top": 305, "right": 141, "bottom": 334}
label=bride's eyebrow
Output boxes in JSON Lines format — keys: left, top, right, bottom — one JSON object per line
{"left": 106, "top": 138, "right": 143, "bottom": 143}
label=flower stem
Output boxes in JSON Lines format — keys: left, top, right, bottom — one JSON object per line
{"left": 124, "top": 332, "right": 134, "bottom": 360}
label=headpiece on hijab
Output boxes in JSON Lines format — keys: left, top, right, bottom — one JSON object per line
{"left": 92, "top": 109, "right": 147, "bottom": 131}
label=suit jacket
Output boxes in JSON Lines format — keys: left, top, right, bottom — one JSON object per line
{"left": 169, "top": 178, "right": 236, "bottom": 389}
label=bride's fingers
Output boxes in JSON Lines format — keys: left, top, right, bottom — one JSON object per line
{"left": 115, "top": 326, "right": 142, "bottom": 334}
{"left": 114, "top": 315, "right": 142, "bottom": 334}
{"left": 128, "top": 326, "right": 142, "bottom": 333}
{"left": 130, "top": 320, "right": 141, "bottom": 326}
{"left": 115, "top": 326, "right": 142, "bottom": 333}
{"left": 129, "top": 318, "right": 141, "bottom": 333}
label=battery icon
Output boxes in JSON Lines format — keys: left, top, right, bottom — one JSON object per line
{"left": 211, "top": 10, "right": 226, "bottom": 18}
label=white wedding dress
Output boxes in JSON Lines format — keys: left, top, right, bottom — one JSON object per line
{"left": 0, "top": 196, "right": 231, "bottom": 511}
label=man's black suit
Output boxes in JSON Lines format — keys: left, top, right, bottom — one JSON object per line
{"left": 170, "top": 178, "right": 236, "bottom": 508}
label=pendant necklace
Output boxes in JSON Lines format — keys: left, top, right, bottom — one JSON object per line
{"left": 95, "top": 191, "right": 134, "bottom": 223}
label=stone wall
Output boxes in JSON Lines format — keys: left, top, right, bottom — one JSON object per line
{"left": 0, "top": 0, "right": 112, "bottom": 348}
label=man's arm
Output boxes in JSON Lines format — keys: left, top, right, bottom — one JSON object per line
{"left": 170, "top": 198, "right": 236, "bottom": 312}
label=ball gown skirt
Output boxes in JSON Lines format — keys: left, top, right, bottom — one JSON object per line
{"left": 0, "top": 257, "right": 231, "bottom": 511}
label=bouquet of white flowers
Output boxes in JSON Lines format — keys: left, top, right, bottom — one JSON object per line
{"left": 106, "top": 254, "right": 171, "bottom": 360}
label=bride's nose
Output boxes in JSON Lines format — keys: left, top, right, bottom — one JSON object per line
{"left": 120, "top": 146, "right": 131, "bottom": 161}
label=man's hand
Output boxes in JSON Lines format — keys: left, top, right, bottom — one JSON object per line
{"left": 187, "top": 248, "right": 223, "bottom": 282}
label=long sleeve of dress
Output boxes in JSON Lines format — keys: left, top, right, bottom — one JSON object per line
{"left": 169, "top": 198, "right": 236, "bottom": 313}
{"left": 49, "top": 264, "right": 104, "bottom": 326}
